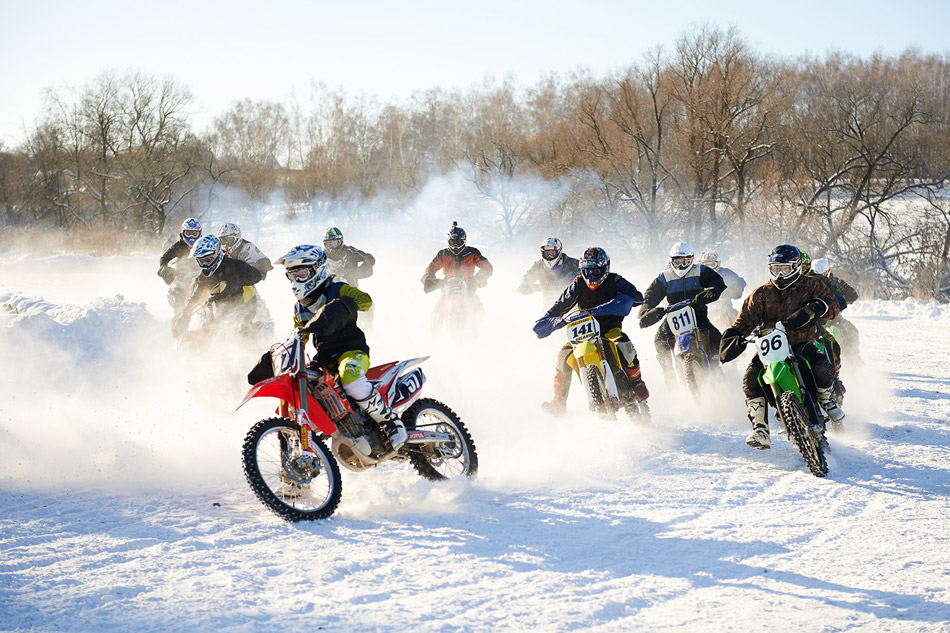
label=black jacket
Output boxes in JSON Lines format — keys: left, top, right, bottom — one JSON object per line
{"left": 545, "top": 273, "right": 643, "bottom": 334}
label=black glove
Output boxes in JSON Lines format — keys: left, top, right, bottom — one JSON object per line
{"left": 694, "top": 288, "right": 718, "bottom": 305}
{"left": 784, "top": 299, "right": 827, "bottom": 331}
{"left": 719, "top": 327, "right": 747, "bottom": 363}
{"left": 158, "top": 265, "right": 175, "bottom": 285}
{"left": 247, "top": 351, "right": 274, "bottom": 385}
{"left": 638, "top": 306, "right": 664, "bottom": 328}
{"left": 423, "top": 276, "right": 444, "bottom": 294}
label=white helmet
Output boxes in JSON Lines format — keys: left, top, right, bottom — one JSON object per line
{"left": 190, "top": 235, "right": 225, "bottom": 276}
{"left": 700, "top": 250, "right": 721, "bottom": 271}
{"left": 811, "top": 258, "right": 830, "bottom": 276}
{"left": 276, "top": 245, "right": 330, "bottom": 301}
{"left": 669, "top": 241, "right": 694, "bottom": 278}
{"left": 541, "top": 237, "right": 563, "bottom": 268}
{"left": 216, "top": 222, "right": 242, "bottom": 252}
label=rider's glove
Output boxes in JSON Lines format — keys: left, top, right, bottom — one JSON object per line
{"left": 158, "top": 265, "right": 175, "bottom": 285}
{"left": 533, "top": 316, "right": 562, "bottom": 339}
{"left": 719, "top": 327, "right": 747, "bottom": 363}
{"left": 693, "top": 288, "right": 718, "bottom": 305}
{"left": 638, "top": 306, "right": 664, "bottom": 328}
{"left": 422, "top": 276, "right": 444, "bottom": 294}
{"left": 784, "top": 298, "right": 828, "bottom": 331}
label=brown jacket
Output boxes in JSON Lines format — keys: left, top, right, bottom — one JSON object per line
{"left": 732, "top": 276, "right": 841, "bottom": 345}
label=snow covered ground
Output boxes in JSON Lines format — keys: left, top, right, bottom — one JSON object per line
{"left": 1, "top": 245, "right": 949, "bottom": 632}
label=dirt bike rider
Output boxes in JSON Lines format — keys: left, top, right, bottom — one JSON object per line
{"left": 173, "top": 235, "right": 266, "bottom": 338}
{"left": 158, "top": 218, "right": 203, "bottom": 315}
{"left": 804, "top": 253, "right": 862, "bottom": 365}
{"left": 638, "top": 242, "right": 727, "bottom": 385}
{"left": 700, "top": 250, "right": 746, "bottom": 328}
{"left": 275, "top": 244, "right": 408, "bottom": 448}
{"left": 323, "top": 227, "right": 375, "bottom": 288}
{"left": 216, "top": 222, "right": 274, "bottom": 279}
{"left": 421, "top": 222, "right": 493, "bottom": 324}
{"left": 517, "top": 237, "right": 581, "bottom": 303}
{"left": 533, "top": 247, "right": 650, "bottom": 416}
{"left": 719, "top": 244, "right": 845, "bottom": 450}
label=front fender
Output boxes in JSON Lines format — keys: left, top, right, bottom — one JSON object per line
{"left": 237, "top": 373, "right": 337, "bottom": 435}
{"left": 762, "top": 360, "right": 802, "bottom": 401}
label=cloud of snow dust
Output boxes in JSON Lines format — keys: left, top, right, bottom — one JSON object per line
{"left": 0, "top": 169, "right": 891, "bottom": 511}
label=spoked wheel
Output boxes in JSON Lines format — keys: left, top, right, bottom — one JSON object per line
{"left": 585, "top": 365, "right": 616, "bottom": 419}
{"left": 403, "top": 398, "right": 478, "bottom": 481}
{"left": 242, "top": 417, "right": 343, "bottom": 521}
{"left": 778, "top": 392, "right": 829, "bottom": 478}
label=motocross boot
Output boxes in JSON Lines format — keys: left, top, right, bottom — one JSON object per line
{"left": 541, "top": 371, "right": 571, "bottom": 417}
{"left": 356, "top": 389, "right": 408, "bottom": 449}
{"left": 625, "top": 360, "right": 650, "bottom": 401}
{"left": 744, "top": 397, "right": 770, "bottom": 449}
{"left": 816, "top": 386, "right": 846, "bottom": 423}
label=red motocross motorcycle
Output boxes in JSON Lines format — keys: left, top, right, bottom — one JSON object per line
{"left": 238, "top": 329, "right": 479, "bottom": 521}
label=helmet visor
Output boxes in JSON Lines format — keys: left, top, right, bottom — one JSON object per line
{"left": 671, "top": 256, "right": 693, "bottom": 270}
{"left": 196, "top": 253, "right": 218, "bottom": 268}
{"left": 285, "top": 265, "right": 316, "bottom": 283}
{"left": 541, "top": 246, "right": 560, "bottom": 261}
{"left": 324, "top": 237, "right": 343, "bottom": 250}
{"left": 769, "top": 261, "right": 796, "bottom": 277}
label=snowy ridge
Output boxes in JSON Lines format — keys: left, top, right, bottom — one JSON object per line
{"left": 846, "top": 298, "right": 950, "bottom": 321}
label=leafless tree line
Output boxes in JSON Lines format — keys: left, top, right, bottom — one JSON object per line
{"left": 1, "top": 27, "right": 948, "bottom": 298}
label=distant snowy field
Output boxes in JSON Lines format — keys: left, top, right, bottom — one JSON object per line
{"left": 1, "top": 248, "right": 949, "bottom": 633}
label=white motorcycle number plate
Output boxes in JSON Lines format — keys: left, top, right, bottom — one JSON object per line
{"left": 756, "top": 329, "right": 789, "bottom": 365}
{"left": 567, "top": 316, "right": 600, "bottom": 344}
{"left": 666, "top": 305, "right": 697, "bottom": 335}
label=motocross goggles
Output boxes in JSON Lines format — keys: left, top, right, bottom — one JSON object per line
{"left": 671, "top": 255, "right": 693, "bottom": 270}
{"left": 219, "top": 235, "right": 239, "bottom": 250}
{"left": 448, "top": 238, "right": 465, "bottom": 251}
{"left": 541, "top": 245, "right": 560, "bottom": 261}
{"left": 196, "top": 252, "right": 218, "bottom": 268}
{"left": 323, "top": 237, "right": 343, "bottom": 251}
{"left": 581, "top": 265, "right": 606, "bottom": 282}
{"left": 182, "top": 229, "right": 201, "bottom": 243}
{"left": 768, "top": 261, "right": 797, "bottom": 277}
{"left": 285, "top": 265, "right": 316, "bottom": 283}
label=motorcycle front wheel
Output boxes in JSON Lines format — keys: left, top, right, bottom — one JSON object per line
{"left": 403, "top": 398, "right": 478, "bottom": 480}
{"left": 778, "top": 391, "right": 829, "bottom": 478}
{"left": 242, "top": 417, "right": 343, "bottom": 521}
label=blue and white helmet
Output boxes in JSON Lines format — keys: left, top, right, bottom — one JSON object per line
{"left": 276, "top": 244, "right": 330, "bottom": 301}
{"left": 190, "top": 235, "right": 225, "bottom": 276}
{"left": 180, "top": 218, "right": 202, "bottom": 246}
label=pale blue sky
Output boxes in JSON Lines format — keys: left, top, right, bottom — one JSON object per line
{"left": 1, "top": 0, "right": 947, "bottom": 145}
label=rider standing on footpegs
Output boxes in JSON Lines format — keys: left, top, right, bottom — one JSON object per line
{"left": 420, "top": 221, "right": 493, "bottom": 329}
{"left": 637, "top": 241, "right": 727, "bottom": 386}
{"left": 275, "top": 244, "right": 408, "bottom": 449}
{"left": 719, "top": 244, "right": 845, "bottom": 450}
{"left": 533, "top": 247, "right": 650, "bottom": 416}
{"left": 174, "top": 234, "right": 266, "bottom": 338}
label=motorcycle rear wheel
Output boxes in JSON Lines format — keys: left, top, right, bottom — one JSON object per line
{"left": 242, "top": 417, "right": 343, "bottom": 521}
{"left": 403, "top": 398, "right": 478, "bottom": 480}
{"left": 778, "top": 392, "right": 829, "bottom": 478}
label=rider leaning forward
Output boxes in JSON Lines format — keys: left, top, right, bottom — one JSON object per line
{"left": 719, "top": 244, "right": 845, "bottom": 450}
{"left": 533, "top": 247, "right": 650, "bottom": 415}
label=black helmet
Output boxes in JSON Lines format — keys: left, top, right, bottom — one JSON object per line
{"left": 580, "top": 247, "right": 610, "bottom": 289}
{"left": 448, "top": 221, "right": 467, "bottom": 253}
{"left": 768, "top": 244, "right": 803, "bottom": 290}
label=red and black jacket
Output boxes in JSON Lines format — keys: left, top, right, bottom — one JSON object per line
{"left": 421, "top": 246, "right": 493, "bottom": 293}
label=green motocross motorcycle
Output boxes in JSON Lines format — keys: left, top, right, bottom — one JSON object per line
{"left": 749, "top": 322, "right": 830, "bottom": 477}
